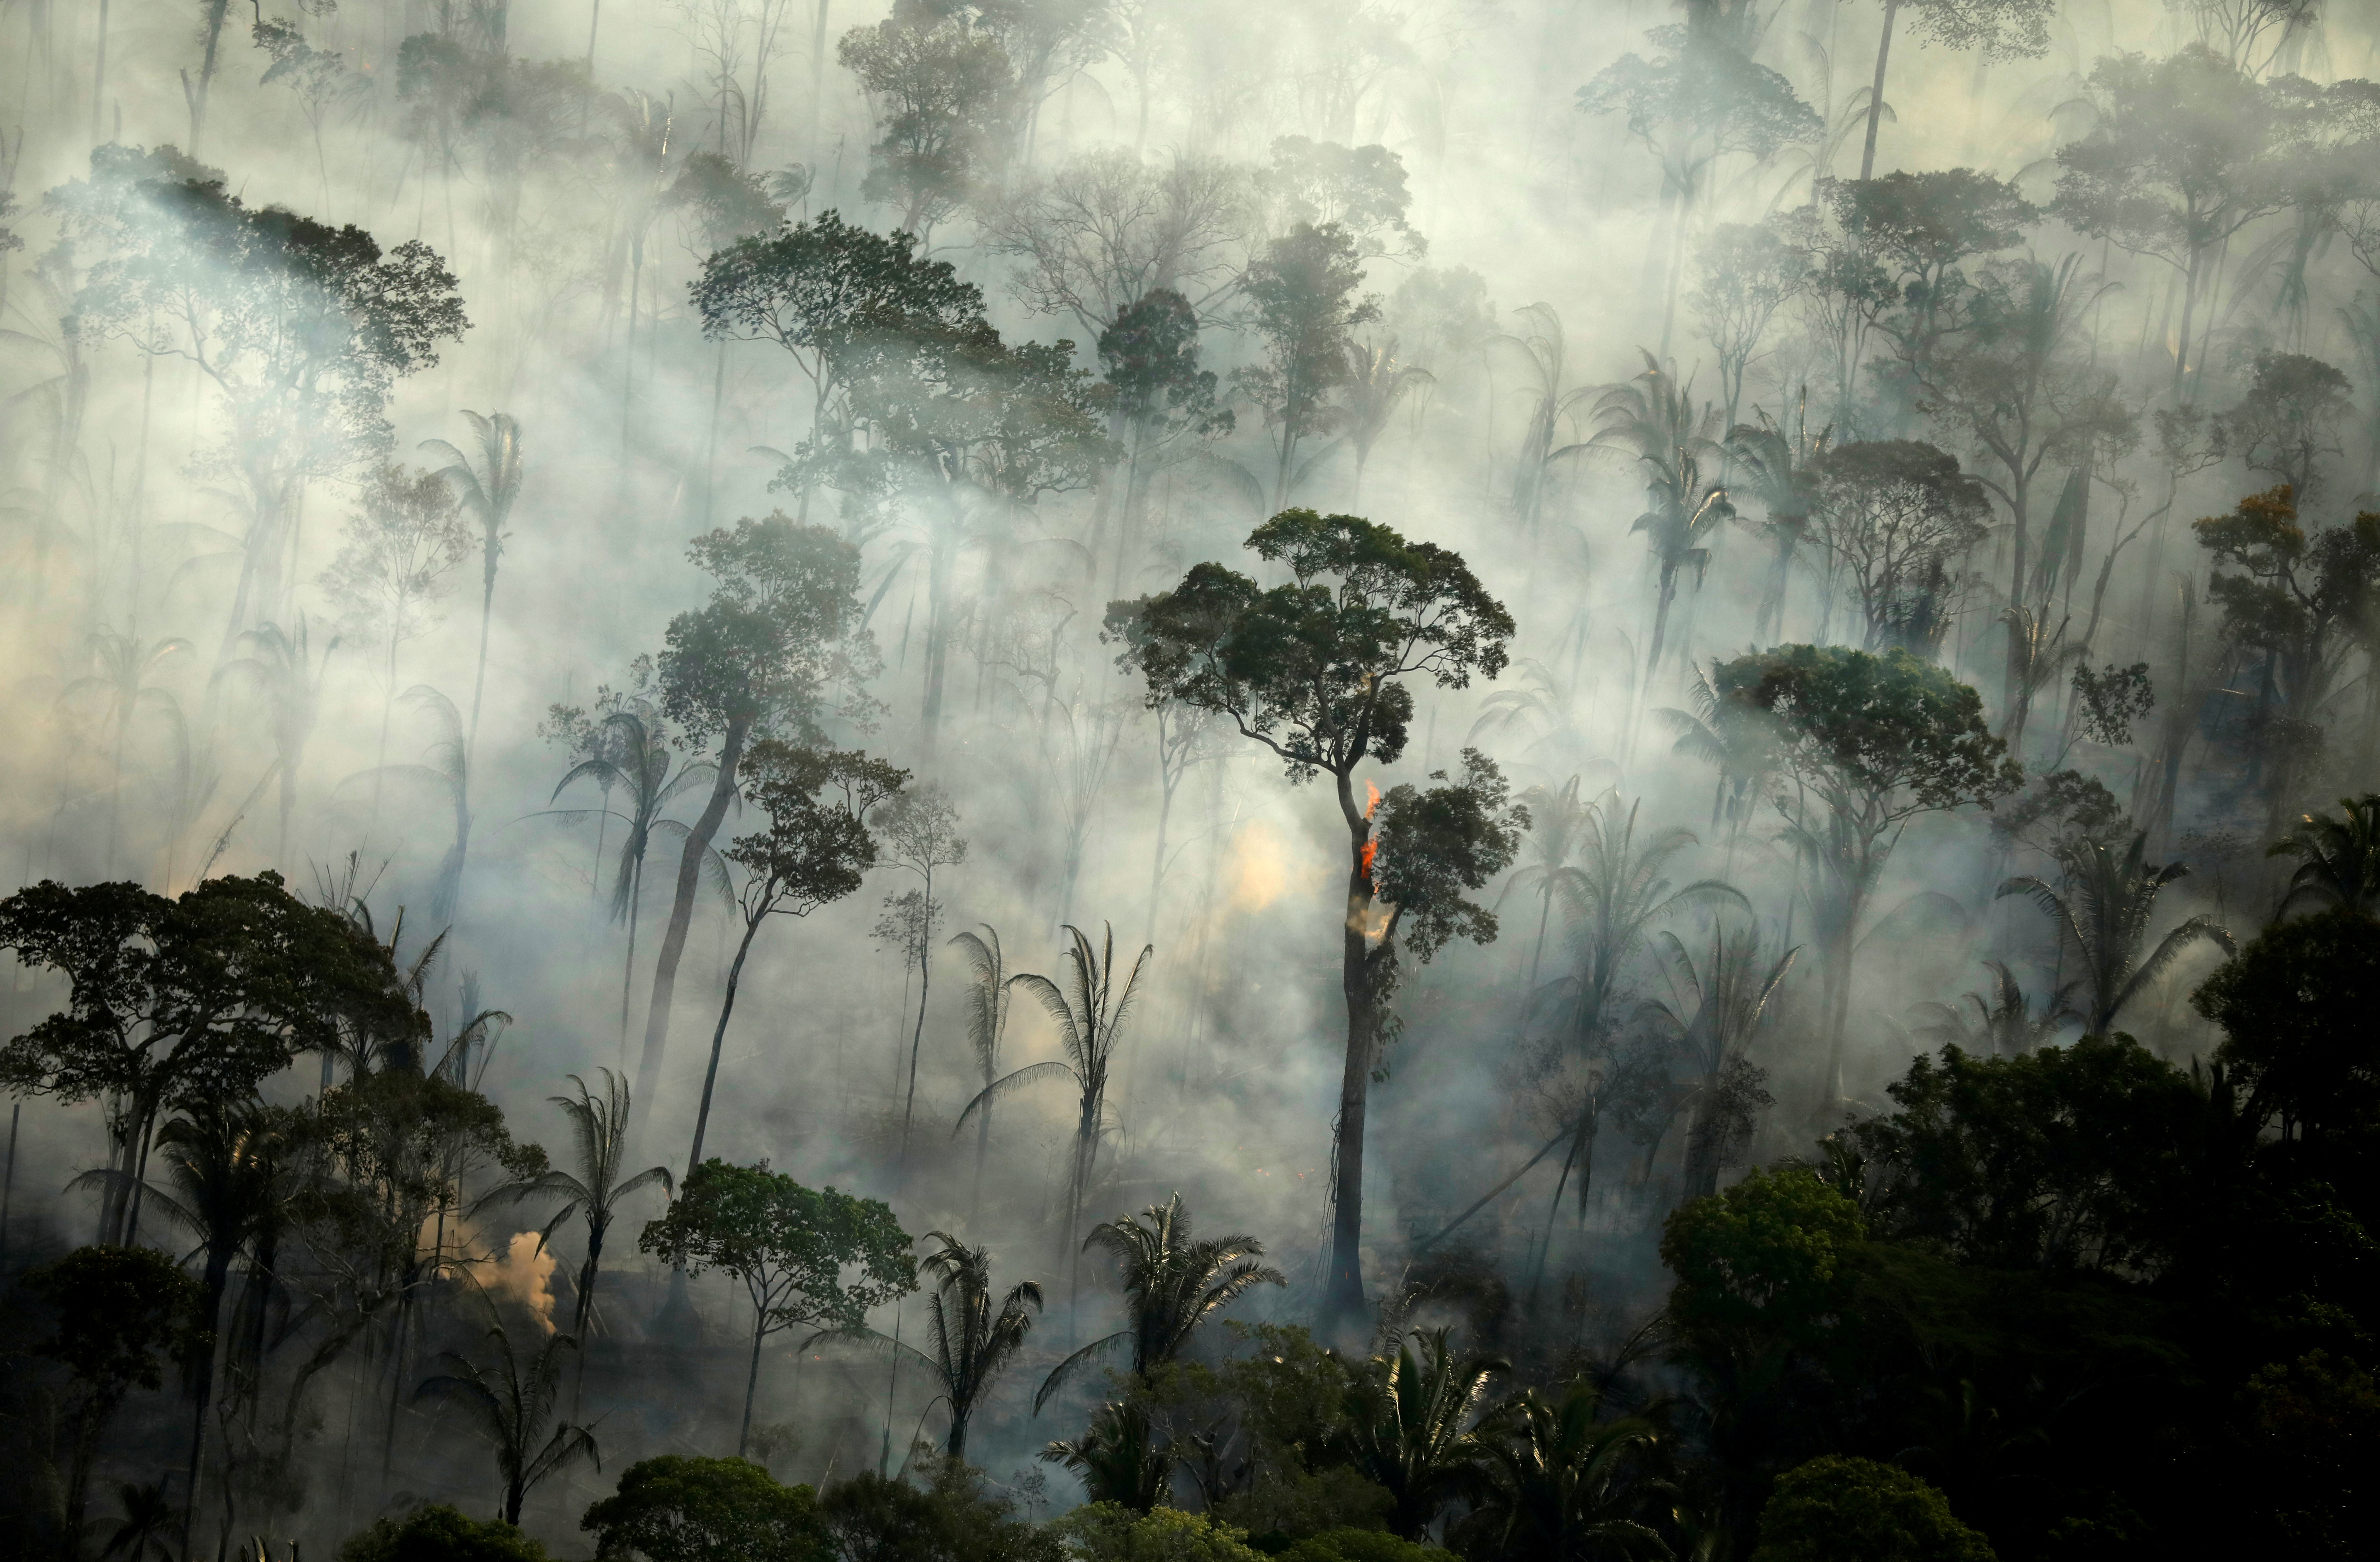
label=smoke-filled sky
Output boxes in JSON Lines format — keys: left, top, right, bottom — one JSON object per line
{"left": 5, "top": 0, "right": 2378, "bottom": 1529}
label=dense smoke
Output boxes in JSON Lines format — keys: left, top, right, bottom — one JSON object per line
{"left": 3, "top": 2, "right": 2378, "bottom": 1560}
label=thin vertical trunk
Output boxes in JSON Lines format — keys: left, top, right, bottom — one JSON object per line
{"left": 1857, "top": 0, "right": 1900, "bottom": 183}
{"left": 738, "top": 1316, "right": 764, "bottom": 1458}
{"left": 89, "top": 0, "right": 110, "bottom": 148}
{"left": 1325, "top": 773, "right": 1376, "bottom": 1324}
{"left": 635, "top": 721, "right": 749, "bottom": 1123}
{"left": 686, "top": 910, "right": 763, "bottom": 1173}
{"left": 897, "top": 886, "right": 934, "bottom": 1180}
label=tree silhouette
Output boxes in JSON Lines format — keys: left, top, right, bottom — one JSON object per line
{"left": 947, "top": 925, "right": 1013, "bottom": 1217}
{"left": 640, "top": 1159, "right": 913, "bottom": 1457}
{"left": 1097, "top": 288, "right": 1232, "bottom": 594}
{"left": 637, "top": 516, "right": 874, "bottom": 1124}
{"left": 1332, "top": 338, "right": 1435, "bottom": 501}
{"left": 1586, "top": 352, "right": 1733, "bottom": 688}
{"left": 686, "top": 741, "right": 907, "bottom": 1175}
{"left": 2269, "top": 794, "right": 2380, "bottom": 917}
{"left": 412, "top": 1293, "right": 599, "bottom": 1526}
{"left": 959, "top": 922, "right": 1152, "bottom": 1311}
{"left": 1337, "top": 1327, "right": 1508, "bottom": 1540}
{"left": 1653, "top": 925, "right": 1795, "bottom": 1201}
{"left": 1492, "top": 304, "right": 1594, "bottom": 540}
{"left": 1689, "top": 219, "right": 1808, "bottom": 429}
{"left": 838, "top": 10, "right": 1016, "bottom": 240}
{"left": 55, "top": 628, "right": 191, "bottom": 879}
{"left": 1036, "top": 1193, "right": 1284, "bottom": 1411}
{"left": 1039, "top": 1400, "right": 1171, "bottom": 1511}
{"left": 1998, "top": 833, "right": 2235, "bottom": 1035}
{"left": 1713, "top": 645, "right": 2019, "bottom": 1103}
{"left": 1910, "top": 960, "right": 2076, "bottom": 1057}
{"left": 880, "top": 786, "right": 967, "bottom": 1175}
{"left": 420, "top": 411, "right": 524, "bottom": 760}
{"left": 1853, "top": 0, "right": 2051, "bottom": 183}
{"left": 214, "top": 618, "right": 336, "bottom": 870}
{"left": 481, "top": 1070, "right": 673, "bottom": 1342}
{"left": 1110, "top": 509, "right": 1518, "bottom": 1318}
{"left": 1804, "top": 440, "right": 1992, "bottom": 655}
{"left": 1458, "top": 1381, "right": 1666, "bottom": 1562}
{"left": 909, "top": 1234, "right": 1044, "bottom": 1460}
{"left": 1234, "top": 224, "right": 1381, "bottom": 507}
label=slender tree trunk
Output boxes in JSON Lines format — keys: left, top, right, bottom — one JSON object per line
{"left": 618, "top": 854, "right": 644, "bottom": 1069}
{"left": 635, "top": 721, "right": 749, "bottom": 1123}
{"left": 468, "top": 550, "right": 498, "bottom": 764}
{"left": 898, "top": 901, "right": 933, "bottom": 1181}
{"left": 738, "top": 1314, "right": 766, "bottom": 1457}
{"left": 1858, "top": 0, "right": 1900, "bottom": 184}
{"left": 186, "top": 0, "right": 233, "bottom": 154}
{"left": 89, "top": 0, "right": 109, "bottom": 147}
{"left": 1325, "top": 773, "right": 1376, "bottom": 1324}
{"left": 686, "top": 910, "right": 763, "bottom": 1173}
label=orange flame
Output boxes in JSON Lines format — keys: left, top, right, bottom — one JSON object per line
{"left": 1363, "top": 780, "right": 1382, "bottom": 819}
{"left": 1360, "top": 839, "right": 1377, "bottom": 878}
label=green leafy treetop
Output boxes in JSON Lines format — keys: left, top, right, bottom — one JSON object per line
{"left": 1107, "top": 509, "right": 1520, "bottom": 1320}
{"left": 640, "top": 1160, "right": 913, "bottom": 1456}
{"left": 1662, "top": 1166, "right": 1866, "bottom": 1354}
{"left": 338, "top": 1506, "right": 550, "bottom": 1562}
{"left": 1748, "top": 1455, "right": 1994, "bottom": 1562}
{"left": 1050, "top": 1503, "right": 1269, "bottom": 1562}
{"left": 583, "top": 1456, "right": 831, "bottom": 1562}
{"left": 2193, "top": 908, "right": 2380, "bottom": 1141}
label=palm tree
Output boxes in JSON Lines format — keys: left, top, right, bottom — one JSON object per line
{"left": 914, "top": 1234, "right": 1043, "bottom": 1461}
{"left": 1587, "top": 352, "right": 1732, "bottom": 689}
{"left": 1498, "top": 777, "right": 1595, "bottom": 988}
{"left": 213, "top": 618, "right": 336, "bottom": 870}
{"left": 1998, "top": 833, "right": 2237, "bottom": 1036}
{"left": 1656, "top": 661, "right": 1778, "bottom": 859}
{"left": 57, "top": 628, "right": 192, "bottom": 877}
{"left": 1725, "top": 395, "right": 1831, "bottom": 644}
{"left": 1653, "top": 926, "right": 1796, "bottom": 1201}
{"left": 1492, "top": 304, "right": 1596, "bottom": 538}
{"left": 1035, "top": 1194, "right": 1284, "bottom": 1412}
{"left": 1911, "top": 961, "right": 2076, "bottom": 1057}
{"left": 958, "top": 924, "right": 1154, "bottom": 1310}
{"left": 1540, "top": 792, "right": 1744, "bottom": 1226}
{"left": 96, "top": 1481, "right": 176, "bottom": 1562}
{"left": 1039, "top": 1399, "right": 1171, "bottom": 1511}
{"left": 948, "top": 926, "right": 1013, "bottom": 1220}
{"left": 480, "top": 1071, "right": 672, "bottom": 1342}
{"left": 1334, "top": 338, "right": 1435, "bottom": 501}
{"left": 1337, "top": 1328, "right": 1508, "bottom": 1540}
{"left": 414, "top": 1296, "right": 599, "bottom": 1526}
{"left": 351, "top": 687, "right": 474, "bottom": 921}
{"left": 421, "top": 411, "right": 524, "bottom": 760}
{"left": 1461, "top": 1382, "right": 1668, "bottom": 1562}
{"left": 2269, "top": 794, "right": 2380, "bottom": 917}
{"left": 540, "top": 702, "right": 720, "bottom": 1053}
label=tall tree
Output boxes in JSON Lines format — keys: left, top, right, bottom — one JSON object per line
{"left": 640, "top": 1159, "right": 913, "bottom": 1457}
{"left": 1711, "top": 645, "right": 2020, "bottom": 1103}
{"left": 686, "top": 741, "right": 906, "bottom": 1175}
{"left": 837, "top": 8, "right": 1016, "bottom": 240}
{"left": 947, "top": 925, "right": 1013, "bottom": 1216}
{"left": 1653, "top": 926, "right": 1795, "bottom": 1201}
{"left": 1586, "top": 352, "right": 1733, "bottom": 687}
{"left": 1853, "top": 0, "right": 2053, "bottom": 183}
{"left": 413, "top": 1295, "right": 599, "bottom": 1526}
{"left": 1233, "top": 224, "right": 1380, "bottom": 508}
{"left": 902, "top": 1234, "right": 1043, "bottom": 1461}
{"left": 1804, "top": 440, "right": 1993, "bottom": 656}
{"left": 636, "top": 516, "right": 875, "bottom": 1126}
{"left": 879, "top": 787, "right": 966, "bottom": 1174}
{"left": 1109, "top": 509, "right": 1522, "bottom": 1319}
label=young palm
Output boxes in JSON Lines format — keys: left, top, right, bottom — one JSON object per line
{"left": 421, "top": 411, "right": 525, "bottom": 759}
{"left": 1724, "top": 395, "right": 1831, "bottom": 644}
{"left": 1334, "top": 338, "right": 1435, "bottom": 501}
{"left": 540, "top": 702, "right": 720, "bottom": 1050}
{"left": 57, "top": 628, "right": 193, "bottom": 877}
{"left": 348, "top": 687, "right": 474, "bottom": 921}
{"left": 214, "top": 617, "right": 336, "bottom": 869}
{"left": 948, "top": 926, "right": 1014, "bottom": 1219}
{"left": 958, "top": 923, "right": 1154, "bottom": 1310}
{"left": 1653, "top": 926, "right": 1797, "bottom": 1201}
{"left": 1655, "top": 661, "right": 1778, "bottom": 859}
{"left": 413, "top": 1295, "right": 599, "bottom": 1526}
{"left": 1337, "top": 1328, "right": 1508, "bottom": 1540}
{"left": 1036, "top": 1193, "right": 1284, "bottom": 1412}
{"left": 917, "top": 1234, "right": 1043, "bottom": 1461}
{"left": 1998, "top": 832, "right": 2236, "bottom": 1036}
{"left": 1039, "top": 1400, "right": 1171, "bottom": 1511}
{"left": 2269, "top": 794, "right": 2380, "bottom": 917}
{"left": 96, "top": 1481, "right": 177, "bottom": 1562}
{"left": 1491, "top": 304, "right": 1597, "bottom": 537}
{"left": 481, "top": 1070, "right": 673, "bottom": 1341}
{"left": 1911, "top": 961, "right": 2077, "bottom": 1057}
{"left": 1498, "top": 776, "right": 1594, "bottom": 988}
{"left": 1541, "top": 793, "right": 1744, "bottom": 1224}
{"left": 1586, "top": 351, "right": 1732, "bottom": 687}
{"left": 1461, "top": 1382, "right": 1668, "bottom": 1562}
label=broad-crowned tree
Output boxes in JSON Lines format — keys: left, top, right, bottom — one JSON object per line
{"left": 1234, "top": 224, "right": 1380, "bottom": 508}
{"left": 1258, "top": 136, "right": 1427, "bottom": 264}
{"left": 692, "top": 212, "right": 984, "bottom": 520}
{"left": 1688, "top": 218, "right": 1810, "bottom": 430}
{"left": 2210, "top": 351, "right": 2354, "bottom": 505}
{"left": 984, "top": 150, "right": 1251, "bottom": 340}
{"left": 2052, "top": 46, "right": 2320, "bottom": 401}
{"left": 0, "top": 872, "right": 413, "bottom": 1246}
{"left": 636, "top": 516, "right": 876, "bottom": 1123}
{"left": 1804, "top": 439, "right": 1991, "bottom": 656}
{"left": 1107, "top": 509, "right": 1521, "bottom": 1319}
{"left": 583, "top": 1455, "right": 831, "bottom": 1562}
{"left": 1819, "top": 168, "right": 2036, "bottom": 387}
{"left": 838, "top": 8, "right": 1016, "bottom": 241}
{"left": 2193, "top": 488, "right": 2380, "bottom": 832}
{"left": 1711, "top": 645, "right": 2019, "bottom": 1104}
{"left": 52, "top": 148, "right": 467, "bottom": 648}
{"left": 684, "top": 740, "right": 907, "bottom": 1175}
{"left": 2194, "top": 907, "right": 2380, "bottom": 1140}
{"left": 639, "top": 1159, "right": 914, "bottom": 1457}
{"left": 1098, "top": 288, "right": 1232, "bottom": 594}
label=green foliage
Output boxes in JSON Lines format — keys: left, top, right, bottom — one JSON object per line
{"left": 1747, "top": 1455, "right": 1992, "bottom": 1562}
{"left": 1043, "top": 1401, "right": 1175, "bottom": 1512}
{"left": 582, "top": 1456, "right": 829, "bottom": 1562}
{"left": 1109, "top": 511, "right": 1512, "bottom": 786}
{"left": 1232, "top": 225, "right": 1381, "bottom": 492}
{"left": 837, "top": 13, "right": 1017, "bottom": 234}
{"left": 1369, "top": 751, "right": 1528, "bottom": 962}
{"left": 817, "top": 1466, "right": 1059, "bottom": 1562}
{"left": 1845, "top": 1037, "right": 2204, "bottom": 1272}
{"left": 1274, "top": 1530, "right": 1451, "bottom": 1562}
{"left": 1333, "top": 1330, "right": 1505, "bottom": 1540}
{"left": 2193, "top": 908, "right": 2380, "bottom": 1138}
{"left": 1996, "top": 833, "right": 2233, "bottom": 1035}
{"left": 1662, "top": 1168, "right": 1866, "bottom": 1347}
{"left": 1456, "top": 1380, "right": 1668, "bottom": 1562}
{"left": 657, "top": 515, "right": 876, "bottom": 748}
{"left": 2214, "top": 351, "right": 2354, "bottom": 501}
{"left": 2270, "top": 794, "right": 2380, "bottom": 917}
{"left": 2237, "top": 1349, "right": 2380, "bottom": 1561}
{"left": 727, "top": 741, "right": 910, "bottom": 916}
{"left": 24, "top": 1246, "right": 209, "bottom": 1403}
{"left": 1052, "top": 1504, "right": 1267, "bottom": 1562}
{"left": 640, "top": 1159, "right": 914, "bottom": 1337}
{"left": 1212, "top": 1469, "right": 1393, "bottom": 1549}
{"left": 337, "top": 1506, "right": 550, "bottom": 1562}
